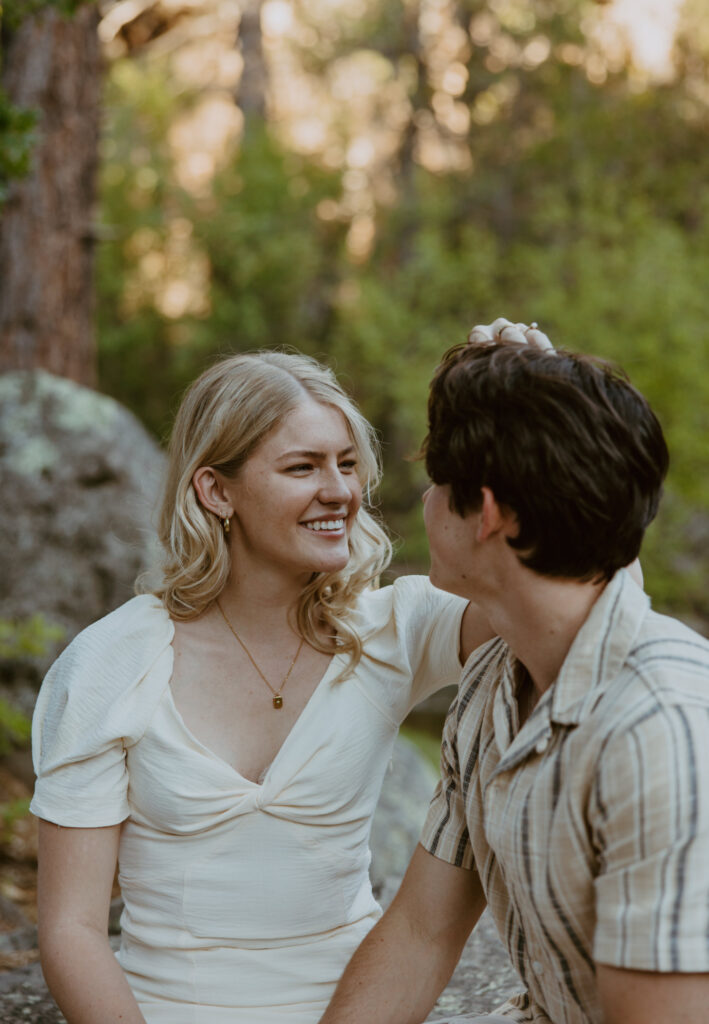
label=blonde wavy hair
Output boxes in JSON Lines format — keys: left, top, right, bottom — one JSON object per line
{"left": 149, "top": 350, "right": 392, "bottom": 675}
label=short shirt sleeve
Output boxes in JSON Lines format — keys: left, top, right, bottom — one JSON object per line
{"left": 30, "top": 595, "right": 173, "bottom": 828}
{"left": 354, "top": 576, "right": 467, "bottom": 725}
{"left": 419, "top": 691, "right": 475, "bottom": 870}
{"left": 592, "top": 703, "right": 709, "bottom": 972}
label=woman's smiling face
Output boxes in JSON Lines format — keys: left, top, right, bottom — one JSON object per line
{"left": 221, "top": 398, "right": 363, "bottom": 584}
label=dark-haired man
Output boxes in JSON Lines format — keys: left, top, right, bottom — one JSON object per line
{"left": 321, "top": 320, "right": 709, "bottom": 1024}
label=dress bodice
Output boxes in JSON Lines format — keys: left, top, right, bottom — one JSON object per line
{"left": 31, "top": 577, "right": 466, "bottom": 1022}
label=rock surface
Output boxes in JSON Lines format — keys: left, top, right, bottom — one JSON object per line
{"left": 0, "top": 370, "right": 165, "bottom": 695}
{"left": 0, "top": 914, "right": 519, "bottom": 1023}
{"left": 0, "top": 964, "right": 61, "bottom": 1024}
{"left": 427, "top": 911, "right": 520, "bottom": 1021}
{"left": 370, "top": 733, "right": 439, "bottom": 891}
{"left": 373, "top": 737, "right": 520, "bottom": 1022}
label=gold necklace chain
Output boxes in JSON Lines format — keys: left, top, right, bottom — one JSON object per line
{"left": 215, "top": 600, "right": 305, "bottom": 710}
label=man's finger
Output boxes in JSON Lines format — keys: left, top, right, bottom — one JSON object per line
{"left": 467, "top": 317, "right": 554, "bottom": 352}
{"left": 467, "top": 324, "right": 494, "bottom": 344}
{"left": 525, "top": 326, "right": 553, "bottom": 351}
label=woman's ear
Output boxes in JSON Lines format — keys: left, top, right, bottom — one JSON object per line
{"left": 192, "top": 467, "right": 232, "bottom": 519}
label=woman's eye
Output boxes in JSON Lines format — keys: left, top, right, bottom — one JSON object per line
{"left": 339, "top": 460, "right": 357, "bottom": 472}
{"left": 285, "top": 463, "right": 313, "bottom": 473}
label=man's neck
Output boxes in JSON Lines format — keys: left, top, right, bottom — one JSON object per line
{"left": 484, "top": 572, "right": 608, "bottom": 699}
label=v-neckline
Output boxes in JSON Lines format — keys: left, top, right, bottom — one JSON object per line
{"left": 165, "top": 643, "right": 344, "bottom": 787}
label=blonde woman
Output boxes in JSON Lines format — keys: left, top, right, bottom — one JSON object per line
{"left": 31, "top": 350, "right": 492, "bottom": 1024}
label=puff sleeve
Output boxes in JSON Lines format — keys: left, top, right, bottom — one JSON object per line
{"left": 353, "top": 576, "right": 467, "bottom": 725}
{"left": 30, "top": 595, "right": 174, "bottom": 828}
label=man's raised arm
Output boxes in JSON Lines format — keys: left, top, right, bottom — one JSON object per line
{"left": 320, "top": 843, "right": 486, "bottom": 1024}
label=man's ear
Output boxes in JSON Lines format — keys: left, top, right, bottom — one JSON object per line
{"left": 192, "top": 466, "right": 233, "bottom": 519}
{"left": 476, "top": 486, "right": 518, "bottom": 542}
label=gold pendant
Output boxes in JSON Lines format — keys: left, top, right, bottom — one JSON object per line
{"left": 273, "top": 694, "right": 283, "bottom": 709}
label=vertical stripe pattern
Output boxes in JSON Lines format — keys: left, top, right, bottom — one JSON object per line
{"left": 421, "top": 571, "right": 709, "bottom": 1023}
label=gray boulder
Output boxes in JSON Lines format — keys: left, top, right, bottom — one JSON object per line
{"left": 0, "top": 370, "right": 165, "bottom": 693}
{"left": 370, "top": 733, "right": 438, "bottom": 896}
{"left": 372, "top": 736, "right": 520, "bottom": 1021}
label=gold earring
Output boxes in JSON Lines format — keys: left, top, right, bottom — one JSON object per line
{"left": 222, "top": 515, "right": 230, "bottom": 535}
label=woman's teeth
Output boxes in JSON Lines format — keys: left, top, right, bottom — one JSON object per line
{"left": 304, "top": 519, "right": 344, "bottom": 532}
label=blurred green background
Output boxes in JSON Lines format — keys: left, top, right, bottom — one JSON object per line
{"left": 3, "top": 0, "right": 709, "bottom": 624}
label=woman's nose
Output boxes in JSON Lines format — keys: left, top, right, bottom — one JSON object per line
{"left": 319, "top": 468, "right": 352, "bottom": 504}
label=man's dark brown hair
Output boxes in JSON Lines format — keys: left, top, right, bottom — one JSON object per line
{"left": 423, "top": 341, "right": 669, "bottom": 582}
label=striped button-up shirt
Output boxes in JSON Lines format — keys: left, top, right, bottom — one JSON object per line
{"left": 421, "top": 570, "right": 709, "bottom": 1023}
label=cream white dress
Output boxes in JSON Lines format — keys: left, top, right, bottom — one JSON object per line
{"left": 31, "top": 576, "right": 465, "bottom": 1023}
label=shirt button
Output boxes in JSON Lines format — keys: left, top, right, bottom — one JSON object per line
{"left": 535, "top": 737, "right": 549, "bottom": 754}
{"left": 532, "top": 960, "right": 544, "bottom": 976}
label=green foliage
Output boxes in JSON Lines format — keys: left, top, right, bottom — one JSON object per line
{"left": 97, "top": 59, "right": 347, "bottom": 438}
{"left": 400, "top": 724, "right": 443, "bottom": 771}
{"left": 0, "top": 699, "right": 30, "bottom": 756}
{"left": 328, "top": 79, "right": 709, "bottom": 605}
{"left": 2, "top": 0, "right": 91, "bottom": 31}
{"left": 0, "top": 615, "right": 64, "bottom": 755}
{"left": 189, "top": 129, "right": 344, "bottom": 361}
{"left": 0, "top": 87, "right": 36, "bottom": 209}
{"left": 0, "top": 614, "right": 65, "bottom": 659}
{"left": 0, "top": 797, "right": 31, "bottom": 839}
{"left": 95, "top": 59, "right": 188, "bottom": 436}
{"left": 95, "top": 4, "right": 709, "bottom": 624}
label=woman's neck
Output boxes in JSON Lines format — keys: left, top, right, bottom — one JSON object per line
{"left": 215, "top": 568, "right": 307, "bottom": 638}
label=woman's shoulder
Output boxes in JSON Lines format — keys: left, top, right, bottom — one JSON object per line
{"left": 31, "top": 595, "right": 173, "bottom": 825}
{"left": 355, "top": 574, "right": 464, "bottom": 632}
{"left": 59, "top": 593, "right": 172, "bottom": 665}
{"left": 352, "top": 575, "right": 466, "bottom": 663}
{"left": 35, "top": 594, "right": 174, "bottom": 745}
{"left": 347, "top": 575, "right": 467, "bottom": 720}
{"left": 74, "top": 591, "right": 169, "bottom": 637}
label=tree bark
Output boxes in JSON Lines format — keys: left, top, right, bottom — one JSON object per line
{"left": 0, "top": 4, "right": 101, "bottom": 385}
{"left": 238, "top": 0, "right": 266, "bottom": 122}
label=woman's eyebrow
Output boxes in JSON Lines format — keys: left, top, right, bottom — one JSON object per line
{"left": 278, "top": 445, "right": 356, "bottom": 461}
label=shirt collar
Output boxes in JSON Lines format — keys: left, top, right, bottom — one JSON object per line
{"left": 490, "top": 570, "right": 650, "bottom": 773}
{"left": 492, "top": 654, "right": 521, "bottom": 755}
{"left": 549, "top": 568, "right": 650, "bottom": 726}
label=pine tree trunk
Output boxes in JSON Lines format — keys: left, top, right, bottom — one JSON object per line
{"left": 0, "top": 4, "right": 101, "bottom": 385}
{"left": 238, "top": 0, "right": 266, "bottom": 122}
